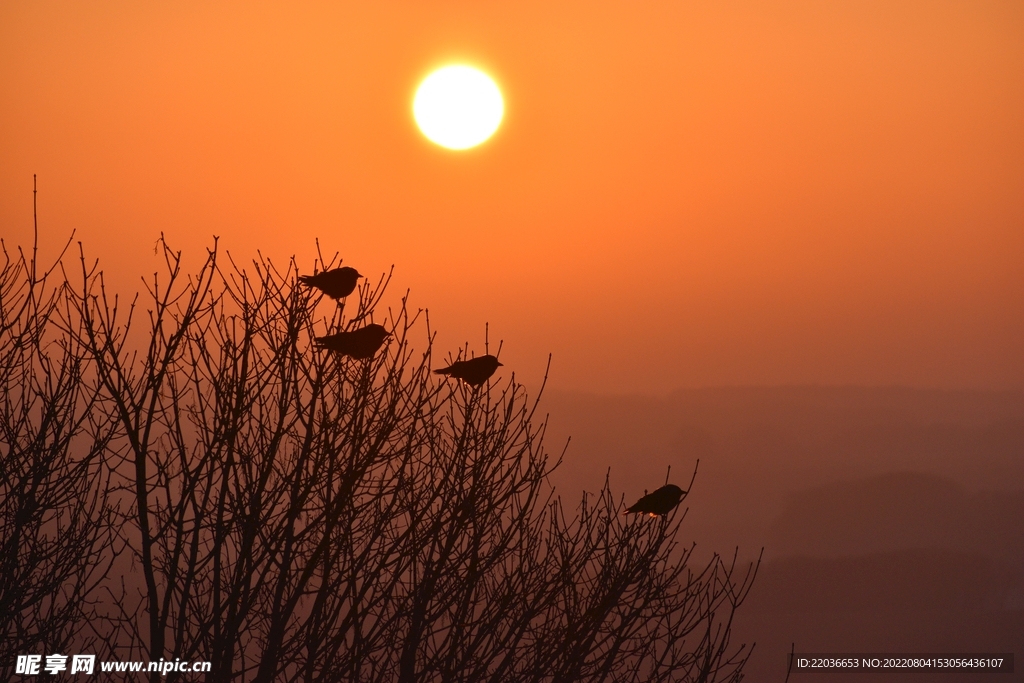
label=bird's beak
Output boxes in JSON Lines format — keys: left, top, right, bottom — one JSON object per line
{"left": 497, "top": 362, "right": 504, "bottom": 366}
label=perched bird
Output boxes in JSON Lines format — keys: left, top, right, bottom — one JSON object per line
{"left": 315, "top": 324, "right": 389, "bottom": 359}
{"left": 299, "top": 266, "right": 362, "bottom": 300}
{"left": 624, "top": 484, "right": 686, "bottom": 517}
{"left": 434, "top": 355, "right": 503, "bottom": 387}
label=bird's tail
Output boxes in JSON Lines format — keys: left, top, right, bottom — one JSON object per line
{"left": 298, "top": 275, "right": 315, "bottom": 286}
{"left": 433, "top": 367, "right": 453, "bottom": 376}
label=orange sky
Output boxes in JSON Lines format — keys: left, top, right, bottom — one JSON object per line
{"left": 2, "top": 1, "right": 1022, "bottom": 393}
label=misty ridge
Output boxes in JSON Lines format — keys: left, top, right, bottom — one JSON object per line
{"left": 2, "top": 227, "right": 758, "bottom": 683}
{"left": 542, "top": 386, "right": 1024, "bottom": 679}
{"left": 542, "top": 386, "right": 1023, "bottom": 554}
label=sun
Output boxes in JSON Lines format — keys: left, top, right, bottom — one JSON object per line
{"left": 413, "top": 65, "right": 504, "bottom": 150}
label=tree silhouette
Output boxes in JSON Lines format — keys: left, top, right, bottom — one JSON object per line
{"left": 2, "top": 231, "right": 758, "bottom": 682}
{"left": 0, "top": 211, "right": 117, "bottom": 673}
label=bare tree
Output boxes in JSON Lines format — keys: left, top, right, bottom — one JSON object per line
{"left": 5, "top": 228, "right": 758, "bottom": 682}
{"left": 0, "top": 185, "right": 117, "bottom": 675}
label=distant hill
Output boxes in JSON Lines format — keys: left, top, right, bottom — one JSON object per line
{"left": 769, "top": 470, "right": 1024, "bottom": 562}
{"left": 746, "top": 548, "right": 1012, "bottom": 613}
{"left": 542, "top": 386, "right": 1024, "bottom": 556}
{"left": 541, "top": 387, "right": 1024, "bottom": 680}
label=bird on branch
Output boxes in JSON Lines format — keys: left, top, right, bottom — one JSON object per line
{"left": 624, "top": 484, "right": 686, "bottom": 517}
{"left": 299, "top": 266, "right": 362, "bottom": 300}
{"left": 434, "top": 355, "right": 502, "bottom": 387}
{"left": 315, "top": 324, "right": 389, "bottom": 359}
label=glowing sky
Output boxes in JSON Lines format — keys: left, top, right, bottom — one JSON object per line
{"left": 2, "top": 1, "right": 1022, "bottom": 393}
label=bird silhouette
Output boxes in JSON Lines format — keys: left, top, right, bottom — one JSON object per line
{"left": 314, "top": 324, "right": 389, "bottom": 359}
{"left": 434, "top": 355, "right": 502, "bottom": 386}
{"left": 624, "top": 484, "right": 686, "bottom": 517}
{"left": 299, "top": 266, "right": 362, "bottom": 300}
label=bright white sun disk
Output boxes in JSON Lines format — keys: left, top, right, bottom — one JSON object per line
{"left": 413, "top": 66, "right": 504, "bottom": 150}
